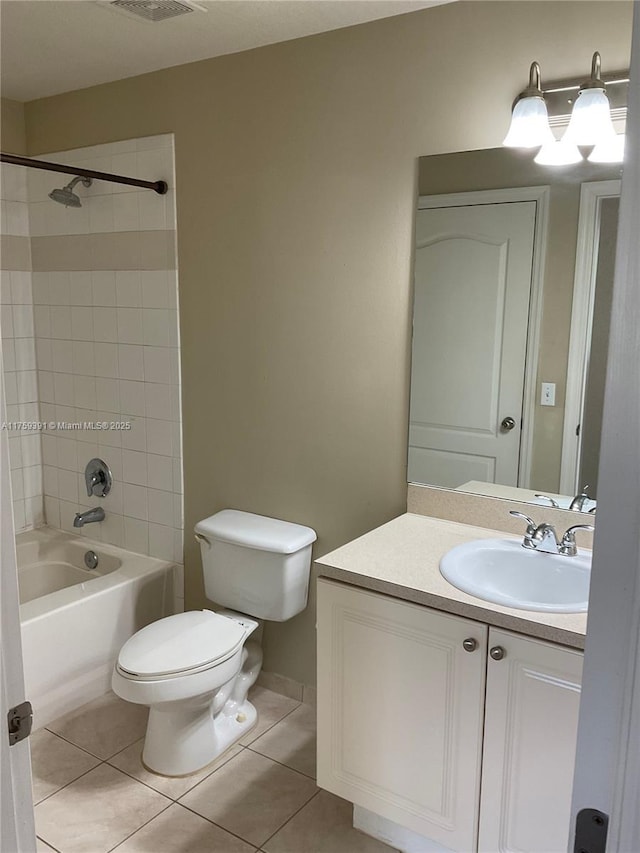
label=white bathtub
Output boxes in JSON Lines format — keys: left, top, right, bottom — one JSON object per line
{"left": 17, "top": 527, "right": 176, "bottom": 729}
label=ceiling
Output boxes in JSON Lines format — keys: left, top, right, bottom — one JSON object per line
{"left": 0, "top": 0, "right": 452, "bottom": 102}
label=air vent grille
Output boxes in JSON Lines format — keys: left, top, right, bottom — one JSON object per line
{"left": 109, "top": 0, "right": 197, "bottom": 22}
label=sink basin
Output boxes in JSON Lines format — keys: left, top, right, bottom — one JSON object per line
{"left": 440, "top": 538, "right": 591, "bottom": 613}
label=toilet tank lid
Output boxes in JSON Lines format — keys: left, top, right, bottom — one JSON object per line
{"left": 195, "top": 510, "right": 317, "bottom": 554}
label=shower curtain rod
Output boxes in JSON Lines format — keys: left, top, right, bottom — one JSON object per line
{"left": 0, "top": 152, "right": 168, "bottom": 195}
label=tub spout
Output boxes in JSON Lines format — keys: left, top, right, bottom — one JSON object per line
{"left": 73, "top": 507, "right": 105, "bottom": 528}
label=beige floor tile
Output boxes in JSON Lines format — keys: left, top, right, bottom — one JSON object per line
{"left": 35, "top": 763, "right": 170, "bottom": 853}
{"left": 250, "top": 702, "right": 316, "bottom": 778}
{"left": 113, "top": 803, "right": 257, "bottom": 852}
{"left": 179, "top": 749, "right": 317, "bottom": 848}
{"left": 263, "top": 790, "right": 398, "bottom": 853}
{"left": 240, "top": 687, "right": 300, "bottom": 746}
{"left": 109, "top": 738, "right": 244, "bottom": 799}
{"left": 31, "top": 729, "right": 101, "bottom": 804}
{"left": 47, "top": 692, "right": 149, "bottom": 759}
{"left": 36, "top": 838, "right": 57, "bottom": 852}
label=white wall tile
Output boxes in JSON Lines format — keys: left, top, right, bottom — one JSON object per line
{"left": 122, "top": 449, "right": 147, "bottom": 486}
{"left": 146, "top": 418, "right": 172, "bottom": 456}
{"left": 144, "top": 383, "right": 171, "bottom": 420}
{"left": 50, "top": 306, "right": 72, "bottom": 339}
{"left": 147, "top": 488, "right": 173, "bottom": 526}
{"left": 115, "top": 271, "right": 141, "bottom": 307}
{"left": 117, "top": 308, "right": 144, "bottom": 344}
{"left": 91, "top": 271, "right": 117, "bottom": 307}
{"left": 94, "top": 342, "right": 118, "bottom": 378}
{"left": 119, "top": 379, "right": 146, "bottom": 416}
{"left": 72, "top": 341, "right": 95, "bottom": 375}
{"left": 118, "top": 344, "right": 144, "bottom": 381}
{"left": 124, "top": 517, "right": 148, "bottom": 553}
{"left": 52, "top": 340, "right": 73, "bottom": 373}
{"left": 147, "top": 453, "right": 173, "bottom": 492}
{"left": 93, "top": 307, "right": 118, "bottom": 343}
{"left": 69, "top": 273, "right": 93, "bottom": 306}
{"left": 71, "top": 306, "right": 94, "bottom": 341}
{"left": 95, "top": 377, "right": 119, "bottom": 412}
{"left": 149, "top": 522, "right": 174, "bottom": 561}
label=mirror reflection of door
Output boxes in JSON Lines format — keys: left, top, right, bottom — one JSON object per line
{"left": 410, "top": 148, "right": 623, "bottom": 509}
{"left": 409, "top": 193, "right": 541, "bottom": 489}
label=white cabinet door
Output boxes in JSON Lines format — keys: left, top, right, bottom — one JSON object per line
{"left": 478, "top": 629, "right": 583, "bottom": 853}
{"left": 317, "top": 578, "right": 488, "bottom": 851}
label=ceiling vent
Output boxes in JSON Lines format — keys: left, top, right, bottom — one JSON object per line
{"left": 107, "top": 0, "right": 206, "bottom": 23}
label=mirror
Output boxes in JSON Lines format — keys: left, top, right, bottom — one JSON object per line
{"left": 408, "top": 147, "right": 622, "bottom": 511}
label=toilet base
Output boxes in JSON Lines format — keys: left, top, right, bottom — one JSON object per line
{"left": 142, "top": 696, "right": 257, "bottom": 777}
{"left": 141, "top": 640, "right": 262, "bottom": 777}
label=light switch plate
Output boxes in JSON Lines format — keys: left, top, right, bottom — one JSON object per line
{"left": 541, "top": 382, "right": 556, "bottom": 406}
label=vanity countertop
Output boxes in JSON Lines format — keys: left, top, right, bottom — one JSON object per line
{"left": 315, "top": 513, "right": 587, "bottom": 650}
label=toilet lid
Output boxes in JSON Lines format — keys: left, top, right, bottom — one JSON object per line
{"left": 117, "top": 610, "right": 246, "bottom": 678}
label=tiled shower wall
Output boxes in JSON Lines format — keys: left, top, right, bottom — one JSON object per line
{"left": 0, "top": 162, "right": 44, "bottom": 531}
{"left": 24, "top": 135, "right": 183, "bottom": 591}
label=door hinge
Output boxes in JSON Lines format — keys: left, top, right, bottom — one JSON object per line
{"left": 7, "top": 700, "right": 33, "bottom": 746}
{"left": 574, "top": 808, "right": 609, "bottom": 853}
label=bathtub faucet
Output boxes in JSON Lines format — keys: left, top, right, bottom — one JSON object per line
{"left": 73, "top": 507, "right": 105, "bottom": 528}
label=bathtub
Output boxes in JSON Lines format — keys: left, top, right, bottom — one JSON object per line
{"left": 17, "top": 527, "right": 176, "bottom": 729}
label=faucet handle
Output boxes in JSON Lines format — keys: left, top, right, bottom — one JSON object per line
{"left": 535, "top": 494, "right": 560, "bottom": 508}
{"left": 560, "top": 523, "right": 595, "bottom": 556}
{"left": 509, "top": 510, "right": 537, "bottom": 547}
{"left": 509, "top": 510, "right": 536, "bottom": 531}
{"left": 85, "top": 458, "right": 112, "bottom": 498}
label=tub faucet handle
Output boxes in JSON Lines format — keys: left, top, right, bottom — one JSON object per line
{"left": 85, "top": 458, "right": 112, "bottom": 497}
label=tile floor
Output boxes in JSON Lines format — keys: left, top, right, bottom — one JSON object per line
{"left": 31, "top": 687, "right": 397, "bottom": 853}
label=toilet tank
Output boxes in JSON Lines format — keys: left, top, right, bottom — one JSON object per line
{"left": 195, "top": 510, "right": 317, "bottom": 621}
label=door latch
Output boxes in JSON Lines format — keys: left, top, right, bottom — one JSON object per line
{"left": 7, "top": 700, "right": 33, "bottom": 746}
{"left": 574, "top": 808, "right": 608, "bottom": 853}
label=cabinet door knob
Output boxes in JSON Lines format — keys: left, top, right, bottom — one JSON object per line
{"left": 462, "top": 638, "right": 478, "bottom": 652}
{"left": 489, "top": 646, "right": 505, "bottom": 661}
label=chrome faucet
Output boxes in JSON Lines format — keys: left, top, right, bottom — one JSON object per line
{"left": 570, "top": 485, "right": 592, "bottom": 512}
{"left": 510, "top": 511, "right": 560, "bottom": 553}
{"left": 510, "top": 511, "right": 594, "bottom": 556}
{"left": 73, "top": 507, "right": 105, "bottom": 528}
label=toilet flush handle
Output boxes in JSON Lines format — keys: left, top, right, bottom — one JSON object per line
{"left": 194, "top": 532, "right": 211, "bottom": 549}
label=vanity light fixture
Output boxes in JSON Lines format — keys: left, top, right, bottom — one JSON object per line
{"left": 503, "top": 62, "right": 555, "bottom": 148}
{"left": 562, "top": 53, "right": 617, "bottom": 147}
{"left": 503, "top": 52, "right": 628, "bottom": 165}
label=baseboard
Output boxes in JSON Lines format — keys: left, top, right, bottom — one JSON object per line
{"left": 353, "top": 806, "right": 456, "bottom": 853}
{"left": 256, "top": 670, "right": 316, "bottom": 706}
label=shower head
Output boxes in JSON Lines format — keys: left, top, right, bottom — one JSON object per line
{"left": 49, "top": 175, "right": 92, "bottom": 207}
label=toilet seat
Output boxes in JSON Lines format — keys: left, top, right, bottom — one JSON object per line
{"left": 117, "top": 610, "right": 246, "bottom": 680}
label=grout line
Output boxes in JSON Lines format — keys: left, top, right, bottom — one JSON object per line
{"left": 259, "top": 788, "right": 321, "bottom": 850}
{"left": 240, "top": 698, "right": 303, "bottom": 747}
{"left": 244, "top": 744, "right": 316, "bottom": 781}
{"left": 175, "top": 800, "right": 266, "bottom": 849}
{"left": 42, "top": 726, "right": 107, "bottom": 761}
{"left": 106, "top": 742, "right": 246, "bottom": 801}
{"left": 106, "top": 800, "right": 174, "bottom": 853}
{"left": 36, "top": 836, "right": 62, "bottom": 853}
{"left": 33, "top": 760, "right": 107, "bottom": 808}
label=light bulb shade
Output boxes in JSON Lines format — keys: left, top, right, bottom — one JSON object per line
{"left": 588, "top": 133, "right": 625, "bottom": 163}
{"left": 503, "top": 96, "right": 555, "bottom": 148}
{"left": 534, "top": 140, "right": 583, "bottom": 166}
{"left": 562, "top": 88, "right": 617, "bottom": 146}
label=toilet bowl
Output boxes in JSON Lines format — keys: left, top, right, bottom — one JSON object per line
{"left": 112, "top": 510, "right": 316, "bottom": 777}
{"left": 113, "top": 609, "right": 262, "bottom": 776}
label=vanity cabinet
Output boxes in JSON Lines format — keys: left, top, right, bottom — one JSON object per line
{"left": 317, "top": 578, "right": 583, "bottom": 853}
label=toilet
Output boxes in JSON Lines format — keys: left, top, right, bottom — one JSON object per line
{"left": 112, "top": 510, "right": 316, "bottom": 777}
